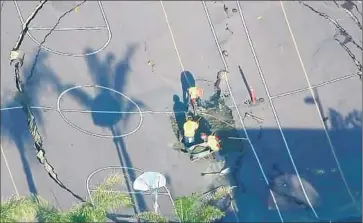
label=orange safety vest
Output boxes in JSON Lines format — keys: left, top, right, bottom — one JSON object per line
{"left": 188, "top": 87, "right": 203, "bottom": 100}
{"left": 183, "top": 120, "right": 199, "bottom": 137}
{"left": 207, "top": 135, "right": 220, "bottom": 151}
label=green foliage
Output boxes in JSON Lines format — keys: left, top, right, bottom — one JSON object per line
{"left": 36, "top": 203, "right": 70, "bottom": 222}
{"left": 90, "top": 173, "right": 133, "bottom": 210}
{"left": 210, "top": 186, "right": 235, "bottom": 201}
{"left": 174, "top": 193, "right": 224, "bottom": 223}
{"left": 1, "top": 177, "right": 233, "bottom": 223}
{"left": 0, "top": 174, "right": 132, "bottom": 223}
{"left": 0, "top": 196, "right": 37, "bottom": 222}
{"left": 138, "top": 186, "right": 235, "bottom": 223}
{"left": 136, "top": 211, "right": 169, "bottom": 223}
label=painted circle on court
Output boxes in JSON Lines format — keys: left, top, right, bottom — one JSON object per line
{"left": 57, "top": 85, "right": 143, "bottom": 138}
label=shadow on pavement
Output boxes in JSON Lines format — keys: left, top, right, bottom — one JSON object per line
{"left": 1, "top": 52, "right": 64, "bottom": 196}
{"left": 180, "top": 70, "right": 195, "bottom": 105}
{"left": 62, "top": 44, "right": 148, "bottom": 216}
{"left": 223, "top": 107, "right": 362, "bottom": 222}
{"left": 172, "top": 94, "right": 186, "bottom": 137}
{"left": 340, "top": 1, "right": 361, "bottom": 13}
{"left": 105, "top": 213, "right": 136, "bottom": 223}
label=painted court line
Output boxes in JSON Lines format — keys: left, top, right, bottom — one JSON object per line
{"left": 28, "top": 26, "right": 108, "bottom": 31}
{"left": 280, "top": 1, "right": 358, "bottom": 212}
{"left": 13, "top": 0, "right": 112, "bottom": 57}
{"left": 236, "top": 0, "right": 319, "bottom": 219}
{"left": 160, "top": 1, "right": 186, "bottom": 72}
{"left": 202, "top": 1, "right": 283, "bottom": 221}
{"left": 270, "top": 72, "right": 359, "bottom": 99}
{"left": 1, "top": 145, "right": 19, "bottom": 197}
{"left": 161, "top": 2, "right": 239, "bottom": 221}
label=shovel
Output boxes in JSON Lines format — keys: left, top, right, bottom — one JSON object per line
{"left": 201, "top": 168, "right": 231, "bottom": 176}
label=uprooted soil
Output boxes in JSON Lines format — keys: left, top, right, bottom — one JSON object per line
{"left": 169, "top": 97, "right": 245, "bottom": 156}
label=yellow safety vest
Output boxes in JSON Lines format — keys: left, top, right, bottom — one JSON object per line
{"left": 188, "top": 87, "right": 198, "bottom": 100}
{"left": 207, "top": 135, "right": 220, "bottom": 151}
{"left": 183, "top": 120, "right": 199, "bottom": 137}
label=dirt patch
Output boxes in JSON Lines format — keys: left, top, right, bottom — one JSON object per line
{"left": 169, "top": 96, "right": 245, "bottom": 156}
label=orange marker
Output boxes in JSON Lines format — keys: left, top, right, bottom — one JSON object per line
{"left": 250, "top": 86, "right": 256, "bottom": 104}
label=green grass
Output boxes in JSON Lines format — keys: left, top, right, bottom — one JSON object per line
{"left": 0, "top": 174, "right": 132, "bottom": 223}
{"left": 0, "top": 195, "right": 38, "bottom": 222}
{"left": 137, "top": 186, "right": 235, "bottom": 223}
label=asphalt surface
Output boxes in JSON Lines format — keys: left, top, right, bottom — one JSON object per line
{"left": 1, "top": 1, "right": 362, "bottom": 222}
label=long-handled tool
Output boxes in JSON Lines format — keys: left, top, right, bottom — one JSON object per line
{"left": 201, "top": 168, "right": 231, "bottom": 176}
{"left": 244, "top": 112, "right": 264, "bottom": 123}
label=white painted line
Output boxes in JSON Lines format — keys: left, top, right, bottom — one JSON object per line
{"left": 86, "top": 167, "right": 142, "bottom": 214}
{"left": 1, "top": 145, "right": 19, "bottom": 197}
{"left": 160, "top": 3, "right": 238, "bottom": 221}
{"left": 1, "top": 1, "right": 5, "bottom": 11}
{"left": 56, "top": 85, "right": 144, "bottom": 138}
{"left": 271, "top": 72, "right": 360, "bottom": 99}
{"left": 88, "top": 189, "right": 170, "bottom": 196}
{"left": 13, "top": 0, "right": 112, "bottom": 57}
{"left": 160, "top": 1, "right": 185, "bottom": 72}
{"left": 228, "top": 137, "right": 248, "bottom": 140}
{"left": 280, "top": 1, "right": 359, "bottom": 212}
{"left": 235, "top": 0, "right": 319, "bottom": 219}
{"left": 28, "top": 26, "right": 108, "bottom": 31}
{"left": 201, "top": 1, "right": 281, "bottom": 221}
{"left": 86, "top": 166, "right": 177, "bottom": 220}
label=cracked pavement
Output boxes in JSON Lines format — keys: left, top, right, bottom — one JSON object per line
{"left": 1, "top": 1, "right": 362, "bottom": 222}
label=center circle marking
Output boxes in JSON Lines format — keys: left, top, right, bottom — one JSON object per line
{"left": 57, "top": 85, "right": 143, "bottom": 138}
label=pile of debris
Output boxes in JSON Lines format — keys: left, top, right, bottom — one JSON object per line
{"left": 169, "top": 96, "right": 244, "bottom": 156}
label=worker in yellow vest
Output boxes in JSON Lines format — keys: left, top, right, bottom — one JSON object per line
{"left": 183, "top": 115, "right": 199, "bottom": 144}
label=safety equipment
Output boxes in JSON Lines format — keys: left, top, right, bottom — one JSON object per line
{"left": 207, "top": 135, "right": 221, "bottom": 151}
{"left": 188, "top": 87, "right": 203, "bottom": 100}
{"left": 188, "top": 87, "right": 198, "bottom": 100}
{"left": 183, "top": 120, "right": 199, "bottom": 137}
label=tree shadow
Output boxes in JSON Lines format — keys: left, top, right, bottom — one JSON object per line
{"left": 221, "top": 106, "right": 362, "bottom": 222}
{"left": 180, "top": 70, "right": 195, "bottom": 105}
{"left": 340, "top": 0, "right": 361, "bottom": 13}
{"left": 1, "top": 52, "right": 63, "bottom": 196}
{"left": 105, "top": 213, "right": 136, "bottom": 223}
{"left": 164, "top": 173, "right": 175, "bottom": 197}
{"left": 61, "top": 44, "right": 148, "bottom": 216}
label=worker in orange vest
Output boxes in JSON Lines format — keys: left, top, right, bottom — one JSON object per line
{"left": 188, "top": 133, "right": 221, "bottom": 160}
{"left": 187, "top": 86, "right": 203, "bottom": 114}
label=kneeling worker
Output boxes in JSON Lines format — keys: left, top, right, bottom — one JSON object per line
{"left": 189, "top": 133, "right": 221, "bottom": 160}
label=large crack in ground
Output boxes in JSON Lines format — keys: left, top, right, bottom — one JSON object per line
{"left": 299, "top": 1, "right": 362, "bottom": 80}
{"left": 10, "top": 1, "right": 88, "bottom": 203}
{"left": 27, "top": 1, "right": 86, "bottom": 83}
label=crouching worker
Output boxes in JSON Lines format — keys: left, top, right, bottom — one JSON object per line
{"left": 188, "top": 133, "right": 221, "bottom": 161}
{"left": 210, "top": 70, "right": 228, "bottom": 105}
{"left": 183, "top": 115, "right": 199, "bottom": 145}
